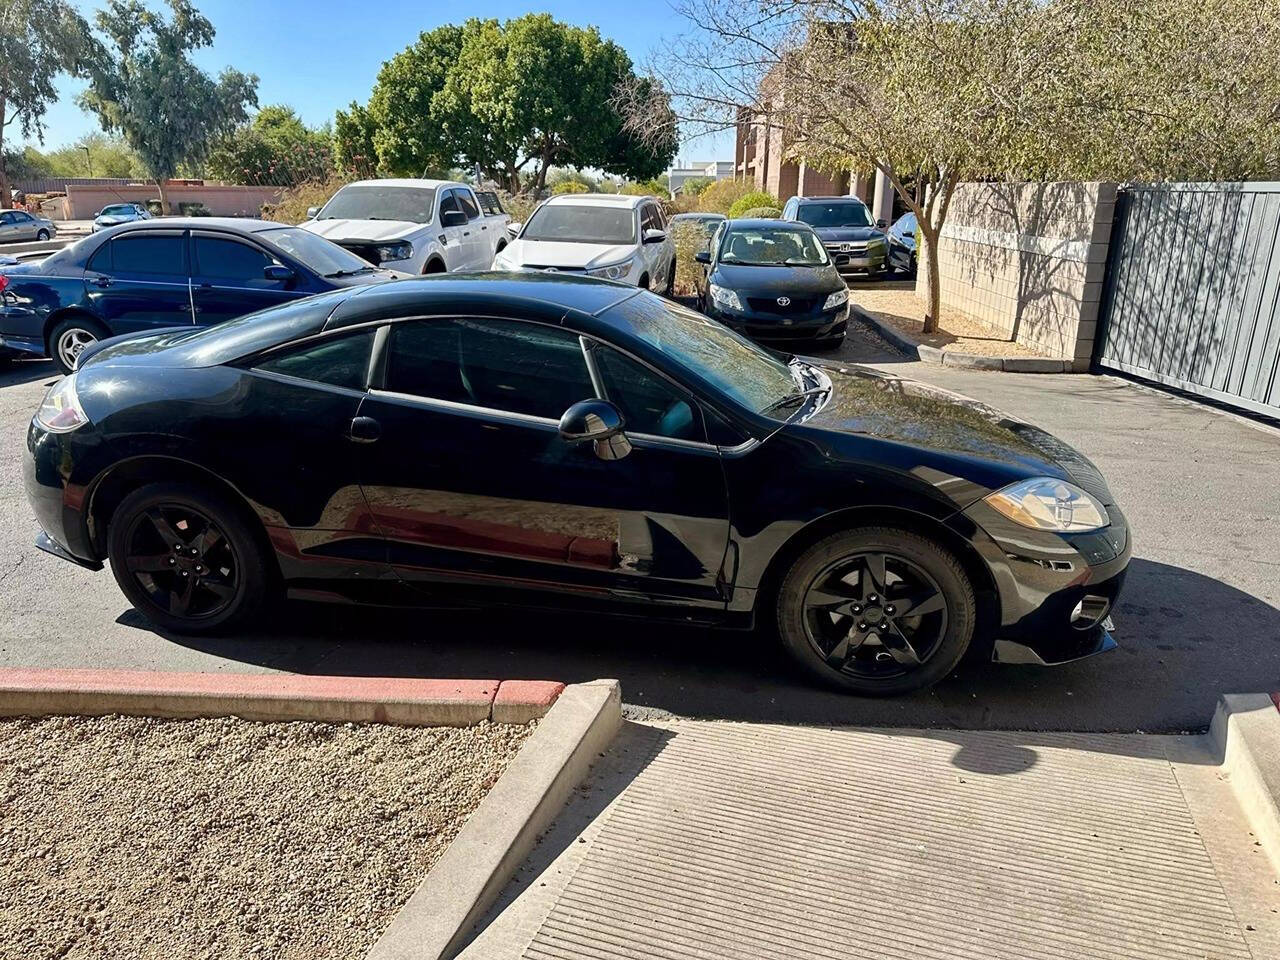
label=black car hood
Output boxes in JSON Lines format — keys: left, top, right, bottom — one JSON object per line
{"left": 791, "top": 363, "right": 1114, "bottom": 503}
{"left": 808, "top": 225, "right": 882, "bottom": 243}
{"left": 712, "top": 261, "right": 844, "bottom": 296}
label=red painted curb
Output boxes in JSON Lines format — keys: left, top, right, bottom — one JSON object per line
{"left": 0, "top": 668, "right": 564, "bottom": 726}
{"left": 1271, "top": 692, "right": 1279, "bottom": 712}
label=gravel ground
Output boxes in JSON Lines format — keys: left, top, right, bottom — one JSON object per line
{"left": 0, "top": 715, "right": 531, "bottom": 960}
{"left": 850, "top": 286, "right": 1052, "bottom": 357}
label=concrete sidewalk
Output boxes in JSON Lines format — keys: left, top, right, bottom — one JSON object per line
{"left": 460, "top": 719, "right": 1280, "bottom": 960}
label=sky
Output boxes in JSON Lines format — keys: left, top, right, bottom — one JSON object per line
{"left": 22, "top": 0, "right": 733, "bottom": 168}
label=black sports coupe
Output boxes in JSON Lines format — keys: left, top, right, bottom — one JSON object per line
{"left": 24, "top": 274, "right": 1130, "bottom": 695}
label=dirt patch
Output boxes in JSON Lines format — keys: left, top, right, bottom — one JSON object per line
{"left": 850, "top": 286, "right": 1052, "bottom": 358}
{"left": 0, "top": 715, "right": 532, "bottom": 960}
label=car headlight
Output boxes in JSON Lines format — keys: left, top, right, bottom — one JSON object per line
{"left": 374, "top": 240, "right": 413, "bottom": 263}
{"left": 587, "top": 257, "right": 634, "bottom": 280}
{"left": 709, "top": 284, "right": 743, "bottom": 311}
{"left": 823, "top": 288, "right": 849, "bottom": 310}
{"left": 985, "top": 478, "right": 1109, "bottom": 532}
{"left": 492, "top": 249, "right": 517, "bottom": 270}
{"left": 35, "top": 374, "right": 89, "bottom": 433}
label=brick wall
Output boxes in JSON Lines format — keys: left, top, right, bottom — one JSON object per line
{"left": 919, "top": 181, "right": 1116, "bottom": 370}
{"left": 62, "top": 183, "right": 285, "bottom": 220}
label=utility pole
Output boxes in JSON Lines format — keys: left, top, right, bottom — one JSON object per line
{"left": 81, "top": 146, "right": 92, "bottom": 177}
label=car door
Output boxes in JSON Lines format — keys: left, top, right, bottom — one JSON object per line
{"left": 436, "top": 190, "right": 471, "bottom": 270}
{"left": 354, "top": 314, "right": 732, "bottom": 610}
{"left": 191, "top": 231, "right": 301, "bottom": 328}
{"left": 84, "top": 229, "right": 195, "bottom": 335}
{"left": 454, "top": 187, "right": 489, "bottom": 269}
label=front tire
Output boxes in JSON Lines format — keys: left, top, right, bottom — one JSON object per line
{"left": 48, "top": 316, "right": 108, "bottom": 375}
{"left": 36, "top": 229, "right": 51, "bottom": 241}
{"left": 107, "top": 482, "right": 272, "bottom": 635}
{"left": 775, "top": 527, "right": 975, "bottom": 696}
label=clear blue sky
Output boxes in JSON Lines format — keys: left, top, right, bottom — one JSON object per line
{"left": 22, "top": 0, "right": 732, "bottom": 166}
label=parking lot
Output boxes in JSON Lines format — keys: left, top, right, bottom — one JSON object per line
{"left": 2, "top": 317, "right": 1278, "bottom": 734}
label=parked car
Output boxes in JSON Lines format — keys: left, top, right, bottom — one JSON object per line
{"left": 299, "top": 178, "right": 510, "bottom": 274}
{"left": 781, "top": 196, "right": 888, "bottom": 277}
{"left": 0, "top": 209, "right": 58, "bottom": 243}
{"left": 694, "top": 219, "right": 848, "bottom": 349}
{"left": 24, "top": 274, "right": 1129, "bottom": 696}
{"left": 887, "top": 211, "right": 918, "bottom": 276}
{"left": 492, "top": 193, "right": 677, "bottom": 293}
{"left": 92, "top": 203, "right": 152, "bottom": 232}
{"left": 0, "top": 218, "right": 402, "bottom": 374}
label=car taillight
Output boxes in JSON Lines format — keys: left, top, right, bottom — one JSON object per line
{"left": 0, "top": 275, "right": 9, "bottom": 294}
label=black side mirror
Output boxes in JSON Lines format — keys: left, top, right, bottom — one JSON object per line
{"left": 559, "top": 398, "right": 631, "bottom": 461}
{"left": 440, "top": 210, "right": 467, "bottom": 227}
{"left": 876, "top": 219, "right": 888, "bottom": 229}
{"left": 694, "top": 251, "right": 711, "bottom": 264}
{"left": 264, "top": 264, "right": 294, "bottom": 282}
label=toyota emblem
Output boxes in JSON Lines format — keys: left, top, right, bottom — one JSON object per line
{"left": 777, "top": 296, "right": 791, "bottom": 307}
{"left": 544, "top": 267, "right": 559, "bottom": 273}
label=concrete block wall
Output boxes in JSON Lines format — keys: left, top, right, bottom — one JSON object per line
{"left": 61, "top": 182, "right": 285, "bottom": 220}
{"left": 920, "top": 181, "right": 1116, "bottom": 370}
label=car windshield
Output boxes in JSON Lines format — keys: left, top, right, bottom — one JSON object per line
{"left": 797, "top": 202, "right": 873, "bottom": 228}
{"left": 318, "top": 185, "right": 437, "bottom": 224}
{"left": 719, "top": 227, "right": 829, "bottom": 266}
{"left": 895, "top": 213, "right": 917, "bottom": 235}
{"left": 522, "top": 204, "right": 637, "bottom": 244}
{"left": 606, "top": 295, "right": 818, "bottom": 417}
{"left": 257, "top": 226, "right": 375, "bottom": 277}
{"left": 101, "top": 205, "right": 135, "bottom": 216}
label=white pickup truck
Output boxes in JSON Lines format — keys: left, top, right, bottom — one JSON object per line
{"left": 299, "top": 178, "right": 511, "bottom": 274}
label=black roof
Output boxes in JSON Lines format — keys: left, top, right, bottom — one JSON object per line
{"left": 725, "top": 218, "right": 816, "bottom": 230}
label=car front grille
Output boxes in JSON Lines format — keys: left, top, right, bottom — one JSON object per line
{"left": 825, "top": 241, "right": 869, "bottom": 255}
{"left": 524, "top": 264, "right": 587, "bottom": 273}
{"left": 746, "top": 296, "right": 821, "bottom": 314}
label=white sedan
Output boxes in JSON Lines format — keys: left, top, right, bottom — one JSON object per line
{"left": 493, "top": 193, "right": 677, "bottom": 294}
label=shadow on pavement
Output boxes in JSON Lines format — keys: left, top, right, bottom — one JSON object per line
{"left": 0, "top": 359, "right": 56, "bottom": 388}
{"left": 130, "top": 556, "right": 1278, "bottom": 734}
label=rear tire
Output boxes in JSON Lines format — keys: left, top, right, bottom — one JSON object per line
{"left": 107, "top": 482, "right": 272, "bottom": 635}
{"left": 775, "top": 527, "right": 975, "bottom": 696}
{"left": 48, "top": 315, "right": 108, "bottom": 375}
{"left": 662, "top": 258, "right": 676, "bottom": 297}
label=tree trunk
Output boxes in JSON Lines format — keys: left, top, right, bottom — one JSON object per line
{"left": 0, "top": 97, "right": 10, "bottom": 209}
{"left": 155, "top": 178, "right": 170, "bottom": 215}
{"left": 920, "top": 226, "right": 942, "bottom": 335}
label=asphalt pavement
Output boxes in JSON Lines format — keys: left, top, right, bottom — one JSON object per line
{"left": 1, "top": 314, "right": 1277, "bottom": 733}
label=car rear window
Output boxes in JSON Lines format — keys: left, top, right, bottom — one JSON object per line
{"left": 110, "top": 234, "right": 187, "bottom": 276}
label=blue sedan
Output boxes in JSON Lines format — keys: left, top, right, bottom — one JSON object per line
{"left": 0, "top": 218, "right": 403, "bottom": 373}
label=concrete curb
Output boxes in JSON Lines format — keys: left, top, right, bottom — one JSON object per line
{"left": 851, "top": 304, "right": 1072, "bottom": 373}
{"left": 367, "top": 679, "right": 623, "bottom": 960}
{"left": 0, "top": 668, "right": 565, "bottom": 727}
{"left": 1210, "top": 692, "right": 1280, "bottom": 872}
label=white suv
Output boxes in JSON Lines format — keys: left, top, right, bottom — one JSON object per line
{"left": 492, "top": 193, "right": 676, "bottom": 293}
{"left": 300, "top": 179, "right": 510, "bottom": 274}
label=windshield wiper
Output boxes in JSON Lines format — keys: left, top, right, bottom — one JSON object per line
{"left": 761, "top": 386, "right": 831, "bottom": 415}
{"left": 325, "top": 266, "right": 375, "bottom": 278}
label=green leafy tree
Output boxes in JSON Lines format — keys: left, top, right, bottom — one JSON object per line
{"left": 44, "top": 133, "right": 143, "bottom": 177}
{"left": 680, "top": 176, "right": 714, "bottom": 196}
{"left": 333, "top": 101, "right": 380, "bottom": 178}
{"left": 728, "top": 190, "right": 778, "bottom": 217}
{"left": 347, "top": 15, "right": 677, "bottom": 194}
{"left": 0, "top": 0, "right": 94, "bottom": 205}
{"left": 208, "top": 105, "right": 332, "bottom": 186}
{"left": 79, "top": 0, "right": 258, "bottom": 213}
{"left": 552, "top": 180, "right": 590, "bottom": 194}
{"left": 547, "top": 167, "right": 600, "bottom": 191}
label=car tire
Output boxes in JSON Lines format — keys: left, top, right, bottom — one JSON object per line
{"left": 638, "top": 273, "right": 650, "bottom": 291}
{"left": 107, "top": 482, "right": 272, "bottom": 635}
{"left": 36, "top": 229, "right": 50, "bottom": 241}
{"left": 48, "top": 316, "right": 108, "bottom": 375}
{"left": 662, "top": 258, "right": 676, "bottom": 297}
{"left": 775, "top": 527, "right": 975, "bottom": 696}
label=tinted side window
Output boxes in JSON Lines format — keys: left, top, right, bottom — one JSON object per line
{"left": 439, "top": 191, "right": 462, "bottom": 216}
{"left": 640, "top": 205, "right": 660, "bottom": 232}
{"left": 194, "top": 236, "right": 274, "bottom": 281}
{"left": 255, "top": 329, "right": 375, "bottom": 390}
{"left": 86, "top": 241, "right": 112, "bottom": 272}
{"left": 386, "top": 318, "right": 594, "bottom": 420}
{"left": 0, "top": 213, "right": 15, "bottom": 224}
{"left": 594, "top": 346, "right": 701, "bottom": 441}
{"left": 457, "top": 189, "right": 481, "bottom": 220}
{"left": 476, "top": 191, "right": 504, "bottom": 215}
{"left": 110, "top": 234, "right": 187, "bottom": 276}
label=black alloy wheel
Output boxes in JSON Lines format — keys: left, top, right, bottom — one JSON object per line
{"left": 776, "top": 528, "right": 975, "bottom": 695}
{"left": 107, "top": 482, "right": 270, "bottom": 634}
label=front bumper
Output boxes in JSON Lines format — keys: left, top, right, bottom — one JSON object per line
{"left": 825, "top": 247, "right": 887, "bottom": 275}
{"left": 709, "top": 303, "right": 850, "bottom": 342}
{"left": 24, "top": 418, "right": 101, "bottom": 566}
{"left": 951, "top": 498, "right": 1132, "bottom": 667}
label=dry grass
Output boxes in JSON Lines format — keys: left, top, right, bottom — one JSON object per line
{"left": 262, "top": 174, "right": 350, "bottom": 225}
{"left": 0, "top": 715, "right": 531, "bottom": 960}
{"left": 850, "top": 284, "right": 1053, "bottom": 358}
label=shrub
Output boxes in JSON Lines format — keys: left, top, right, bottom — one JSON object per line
{"left": 697, "top": 179, "right": 754, "bottom": 215}
{"left": 740, "top": 206, "right": 782, "bottom": 218}
{"left": 552, "top": 180, "right": 588, "bottom": 194}
{"left": 670, "top": 221, "right": 712, "bottom": 298}
{"left": 263, "top": 172, "right": 349, "bottom": 224}
{"left": 500, "top": 191, "right": 539, "bottom": 226}
{"left": 727, "top": 191, "right": 780, "bottom": 218}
